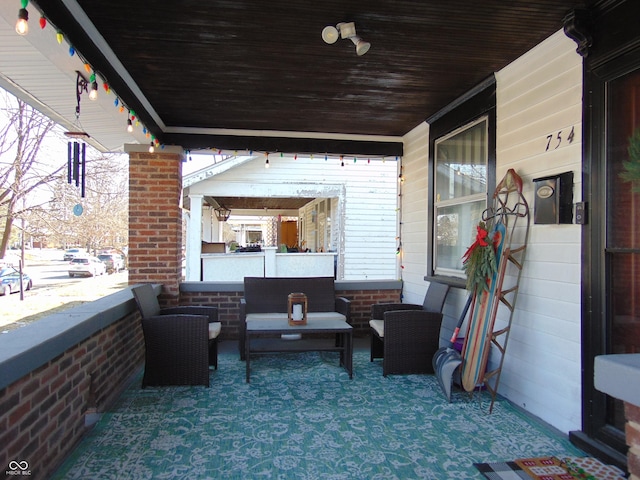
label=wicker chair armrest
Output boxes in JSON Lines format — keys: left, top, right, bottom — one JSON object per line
{"left": 371, "top": 303, "right": 422, "bottom": 320}
{"left": 144, "top": 313, "right": 209, "bottom": 326}
{"left": 161, "top": 306, "right": 218, "bottom": 323}
{"left": 335, "top": 297, "right": 351, "bottom": 321}
{"left": 384, "top": 310, "right": 442, "bottom": 336}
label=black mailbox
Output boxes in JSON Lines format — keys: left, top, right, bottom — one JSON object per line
{"left": 532, "top": 171, "right": 574, "bottom": 224}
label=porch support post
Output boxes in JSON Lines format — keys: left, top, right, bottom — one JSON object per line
{"left": 186, "top": 194, "right": 203, "bottom": 281}
{"left": 264, "top": 246, "right": 276, "bottom": 276}
{"left": 126, "top": 144, "right": 184, "bottom": 305}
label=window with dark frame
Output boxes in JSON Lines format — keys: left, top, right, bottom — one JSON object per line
{"left": 425, "top": 76, "right": 496, "bottom": 285}
{"left": 434, "top": 117, "right": 489, "bottom": 278}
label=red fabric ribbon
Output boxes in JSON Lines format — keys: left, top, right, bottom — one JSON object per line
{"left": 462, "top": 225, "right": 489, "bottom": 262}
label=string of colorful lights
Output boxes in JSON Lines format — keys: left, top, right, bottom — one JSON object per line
{"left": 14, "top": 0, "right": 404, "bottom": 163}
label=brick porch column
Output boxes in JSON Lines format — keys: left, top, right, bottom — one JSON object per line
{"left": 594, "top": 354, "right": 640, "bottom": 479}
{"left": 626, "top": 403, "right": 640, "bottom": 480}
{"left": 126, "top": 144, "right": 184, "bottom": 305}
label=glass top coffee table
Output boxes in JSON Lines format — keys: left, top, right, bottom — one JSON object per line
{"left": 245, "top": 319, "right": 353, "bottom": 383}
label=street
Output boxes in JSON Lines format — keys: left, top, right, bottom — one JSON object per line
{"left": 0, "top": 249, "right": 129, "bottom": 332}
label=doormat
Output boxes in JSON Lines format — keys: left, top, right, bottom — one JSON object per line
{"left": 474, "top": 456, "right": 626, "bottom": 480}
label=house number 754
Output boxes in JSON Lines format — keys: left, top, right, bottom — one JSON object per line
{"left": 545, "top": 126, "right": 575, "bottom": 151}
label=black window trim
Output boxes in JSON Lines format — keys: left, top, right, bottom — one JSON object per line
{"left": 425, "top": 75, "right": 497, "bottom": 287}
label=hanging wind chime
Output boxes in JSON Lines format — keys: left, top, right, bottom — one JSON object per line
{"left": 64, "top": 71, "right": 92, "bottom": 202}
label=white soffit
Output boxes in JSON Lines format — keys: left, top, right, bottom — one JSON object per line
{"left": 0, "top": 2, "right": 148, "bottom": 153}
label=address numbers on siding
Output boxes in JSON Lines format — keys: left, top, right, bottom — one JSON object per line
{"left": 545, "top": 126, "right": 575, "bottom": 152}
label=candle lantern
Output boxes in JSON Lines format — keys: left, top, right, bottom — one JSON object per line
{"left": 288, "top": 292, "right": 308, "bottom": 326}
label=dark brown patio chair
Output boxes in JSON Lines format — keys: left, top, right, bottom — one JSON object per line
{"left": 139, "top": 314, "right": 210, "bottom": 387}
{"left": 131, "top": 284, "right": 221, "bottom": 384}
{"left": 369, "top": 281, "right": 449, "bottom": 376}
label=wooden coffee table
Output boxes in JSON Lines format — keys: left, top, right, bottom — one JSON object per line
{"left": 245, "top": 319, "right": 353, "bottom": 382}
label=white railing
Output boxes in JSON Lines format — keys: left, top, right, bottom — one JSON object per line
{"left": 201, "top": 246, "right": 336, "bottom": 280}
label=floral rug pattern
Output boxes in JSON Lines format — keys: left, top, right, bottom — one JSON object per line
{"left": 52, "top": 350, "right": 584, "bottom": 479}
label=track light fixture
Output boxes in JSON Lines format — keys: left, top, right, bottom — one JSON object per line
{"left": 322, "top": 21, "right": 370, "bottom": 56}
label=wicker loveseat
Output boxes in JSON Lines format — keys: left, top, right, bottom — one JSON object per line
{"left": 239, "top": 276, "right": 351, "bottom": 359}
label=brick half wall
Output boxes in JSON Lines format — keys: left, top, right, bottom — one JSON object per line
{"left": 0, "top": 298, "right": 143, "bottom": 480}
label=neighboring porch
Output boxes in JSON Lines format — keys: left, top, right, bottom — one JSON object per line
{"left": 182, "top": 154, "right": 400, "bottom": 282}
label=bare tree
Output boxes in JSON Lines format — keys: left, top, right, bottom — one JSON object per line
{"left": 0, "top": 94, "right": 59, "bottom": 260}
{"left": 44, "top": 151, "right": 128, "bottom": 253}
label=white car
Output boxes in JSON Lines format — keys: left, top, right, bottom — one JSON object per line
{"left": 97, "top": 253, "right": 125, "bottom": 273}
{"left": 63, "top": 248, "right": 85, "bottom": 262}
{"left": 68, "top": 257, "right": 107, "bottom": 277}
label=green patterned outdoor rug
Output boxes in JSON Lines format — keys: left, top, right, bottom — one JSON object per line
{"left": 52, "top": 350, "right": 584, "bottom": 479}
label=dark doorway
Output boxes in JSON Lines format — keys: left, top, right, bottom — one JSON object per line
{"left": 572, "top": 1, "right": 640, "bottom": 470}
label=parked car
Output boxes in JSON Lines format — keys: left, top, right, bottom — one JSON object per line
{"left": 68, "top": 257, "right": 107, "bottom": 277}
{"left": 0, "top": 253, "right": 21, "bottom": 267}
{"left": 0, "top": 266, "right": 32, "bottom": 296}
{"left": 98, "top": 253, "right": 125, "bottom": 274}
{"left": 63, "top": 248, "right": 85, "bottom": 261}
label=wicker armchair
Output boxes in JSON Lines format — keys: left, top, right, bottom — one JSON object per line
{"left": 132, "top": 284, "right": 221, "bottom": 387}
{"left": 370, "top": 281, "right": 449, "bottom": 376}
{"left": 132, "top": 284, "right": 221, "bottom": 369}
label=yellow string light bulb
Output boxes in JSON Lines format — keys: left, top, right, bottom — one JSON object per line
{"left": 16, "top": 8, "right": 29, "bottom": 36}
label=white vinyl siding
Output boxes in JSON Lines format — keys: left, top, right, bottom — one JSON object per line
{"left": 494, "top": 30, "right": 583, "bottom": 434}
{"left": 401, "top": 29, "right": 582, "bottom": 434}
{"left": 400, "top": 123, "right": 431, "bottom": 303}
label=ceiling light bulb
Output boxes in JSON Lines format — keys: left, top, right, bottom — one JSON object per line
{"left": 321, "top": 25, "right": 339, "bottom": 44}
{"left": 126, "top": 118, "right": 133, "bottom": 133}
{"left": 265, "top": 158, "right": 270, "bottom": 169}
{"left": 16, "top": 8, "right": 29, "bottom": 35}
{"left": 89, "top": 82, "right": 98, "bottom": 100}
{"left": 351, "top": 36, "right": 370, "bottom": 56}
{"left": 356, "top": 40, "right": 370, "bottom": 56}
{"left": 148, "top": 142, "right": 155, "bottom": 153}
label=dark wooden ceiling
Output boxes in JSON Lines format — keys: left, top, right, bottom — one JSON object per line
{"left": 34, "top": 0, "right": 585, "bottom": 157}
{"left": 212, "top": 196, "right": 313, "bottom": 212}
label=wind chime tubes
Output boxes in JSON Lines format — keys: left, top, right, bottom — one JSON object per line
{"left": 66, "top": 137, "right": 86, "bottom": 197}
{"left": 65, "top": 71, "right": 91, "bottom": 198}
